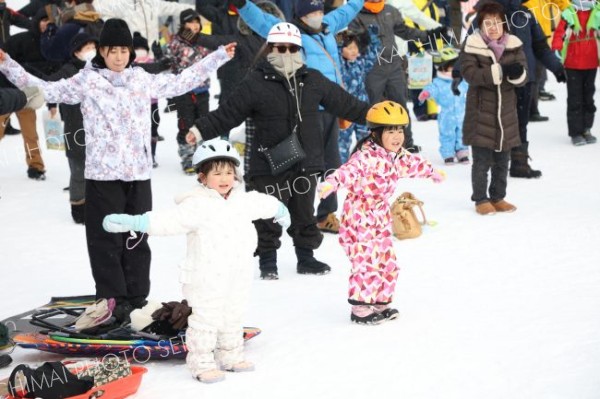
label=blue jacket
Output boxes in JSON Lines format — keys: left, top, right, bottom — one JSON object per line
{"left": 423, "top": 75, "right": 467, "bottom": 128}
{"left": 339, "top": 26, "right": 381, "bottom": 102}
{"left": 237, "top": 0, "right": 364, "bottom": 85}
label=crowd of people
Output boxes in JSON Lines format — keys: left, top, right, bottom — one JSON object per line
{"left": 0, "top": 0, "right": 598, "bottom": 384}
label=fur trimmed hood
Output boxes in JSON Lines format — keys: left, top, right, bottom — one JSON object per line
{"left": 464, "top": 31, "right": 523, "bottom": 59}
{"left": 238, "top": 0, "right": 285, "bottom": 36}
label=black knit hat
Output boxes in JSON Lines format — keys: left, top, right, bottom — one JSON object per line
{"left": 98, "top": 18, "right": 133, "bottom": 48}
{"left": 295, "top": 0, "right": 324, "bottom": 18}
{"left": 180, "top": 9, "right": 201, "bottom": 26}
{"left": 69, "top": 32, "right": 98, "bottom": 57}
{"left": 132, "top": 32, "right": 149, "bottom": 51}
{"left": 92, "top": 19, "right": 136, "bottom": 69}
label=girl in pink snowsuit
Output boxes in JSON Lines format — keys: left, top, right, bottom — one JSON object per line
{"left": 319, "top": 101, "right": 444, "bottom": 325}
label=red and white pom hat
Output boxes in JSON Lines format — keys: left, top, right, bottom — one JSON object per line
{"left": 267, "top": 22, "right": 303, "bottom": 47}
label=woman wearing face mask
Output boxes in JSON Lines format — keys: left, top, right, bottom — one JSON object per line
{"left": 44, "top": 33, "right": 98, "bottom": 224}
{"left": 187, "top": 22, "right": 370, "bottom": 280}
{"left": 232, "top": 0, "right": 365, "bottom": 235}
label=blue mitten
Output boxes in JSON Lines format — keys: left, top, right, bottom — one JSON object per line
{"left": 273, "top": 203, "right": 291, "bottom": 229}
{"left": 102, "top": 214, "right": 149, "bottom": 233}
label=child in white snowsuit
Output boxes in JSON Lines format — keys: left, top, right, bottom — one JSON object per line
{"left": 102, "top": 138, "right": 291, "bottom": 383}
{"left": 418, "top": 47, "right": 470, "bottom": 164}
{"left": 0, "top": 18, "right": 235, "bottom": 321}
{"left": 319, "top": 101, "right": 445, "bottom": 325}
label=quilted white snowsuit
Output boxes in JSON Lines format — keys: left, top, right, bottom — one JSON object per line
{"left": 147, "top": 184, "right": 280, "bottom": 375}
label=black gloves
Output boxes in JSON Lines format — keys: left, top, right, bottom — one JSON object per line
{"left": 426, "top": 26, "right": 445, "bottom": 44}
{"left": 502, "top": 63, "right": 524, "bottom": 79}
{"left": 151, "top": 41, "right": 163, "bottom": 60}
{"left": 229, "top": 0, "right": 247, "bottom": 8}
{"left": 179, "top": 28, "right": 199, "bottom": 45}
{"left": 554, "top": 68, "right": 567, "bottom": 83}
{"left": 451, "top": 69, "right": 462, "bottom": 96}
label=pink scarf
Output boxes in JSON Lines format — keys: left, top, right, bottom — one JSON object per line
{"left": 481, "top": 31, "right": 509, "bottom": 61}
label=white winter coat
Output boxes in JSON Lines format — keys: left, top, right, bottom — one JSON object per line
{"left": 93, "top": 0, "right": 192, "bottom": 45}
{"left": 147, "top": 184, "right": 280, "bottom": 327}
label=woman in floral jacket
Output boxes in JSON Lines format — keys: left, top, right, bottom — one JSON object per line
{"left": 0, "top": 18, "right": 234, "bottom": 320}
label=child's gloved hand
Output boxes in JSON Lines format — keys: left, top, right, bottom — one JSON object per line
{"left": 103, "top": 214, "right": 149, "bottom": 233}
{"left": 431, "top": 169, "right": 447, "bottom": 183}
{"left": 273, "top": 202, "right": 291, "bottom": 229}
{"left": 367, "top": 24, "right": 380, "bottom": 36}
{"left": 318, "top": 182, "right": 335, "bottom": 199}
{"left": 418, "top": 90, "right": 430, "bottom": 104}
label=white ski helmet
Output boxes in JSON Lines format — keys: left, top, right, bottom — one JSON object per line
{"left": 267, "top": 22, "right": 302, "bottom": 47}
{"left": 192, "top": 138, "right": 241, "bottom": 171}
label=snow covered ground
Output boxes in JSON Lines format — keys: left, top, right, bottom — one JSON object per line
{"left": 2, "top": 3, "right": 600, "bottom": 397}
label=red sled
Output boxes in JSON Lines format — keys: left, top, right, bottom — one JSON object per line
{"left": 6, "top": 365, "right": 147, "bottom": 399}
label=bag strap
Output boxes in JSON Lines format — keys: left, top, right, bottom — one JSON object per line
{"left": 396, "top": 196, "right": 427, "bottom": 225}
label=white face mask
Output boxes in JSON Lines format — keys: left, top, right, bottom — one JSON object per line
{"left": 135, "top": 49, "right": 149, "bottom": 59}
{"left": 302, "top": 15, "right": 323, "bottom": 30}
{"left": 78, "top": 49, "right": 97, "bottom": 62}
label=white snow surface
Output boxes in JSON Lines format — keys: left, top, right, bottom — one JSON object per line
{"left": 1, "top": 7, "right": 600, "bottom": 397}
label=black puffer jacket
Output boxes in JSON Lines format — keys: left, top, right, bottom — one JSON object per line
{"left": 2, "top": 12, "right": 62, "bottom": 80}
{"left": 195, "top": 61, "right": 370, "bottom": 177}
{"left": 46, "top": 58, "right": 86, "bottom": 159}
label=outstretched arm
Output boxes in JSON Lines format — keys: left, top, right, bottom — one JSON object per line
{"left": 237, "top": 0, "right": 281, "bottom": 39}
{"left": 321, "top": 150, "right": 368, "bottom": 197}
{"left": 0, "top": 50, "right": 83, "bottom": 104}
{"left": 147, "top": 44, "right": 235, "bottom": 99}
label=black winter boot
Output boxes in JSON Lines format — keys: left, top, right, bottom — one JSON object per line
{"left": 259, "top": 251, "right": 278, "bottom": 280}
{"left": 510, "top": 143, "right": 542, "bottom": 178}
{"left": 71, "top": 200, "right": 85, "bottom": 225}
{"left": 295, "top": 247, "right": 331, "bottom": 275}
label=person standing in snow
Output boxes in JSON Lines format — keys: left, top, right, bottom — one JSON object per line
{"left": 418, "top": 47, "right": 470, "bottom": 165}
{"left": 336, "top": 26, "right": 381, "bottom": 164}
{"left": 45, "top": 33, "right": 99, "bottom": 225}
{"left": 459, "top": 2, "right": 527, "bottom": 215}
{"left": 186, "top": 23, "right": 370, "bottom": 280}
{"left": 102, "top": 138, "right": 290, "bottom": 383}
{"left": 318, "top": 101, "right": 445, "bottom": 325}
{"left": 551, "top": 0, "right": 599, "bottom": 146}
{"left": 166, "top": 9, "right": 213, "bottom": 175}
{"left": 0, "top": 18, "right": 235, "bottom": 322}
{"left": 231, "top": 0, "right": 365, "bottom": 235}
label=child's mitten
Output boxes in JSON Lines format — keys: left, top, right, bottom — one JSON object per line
{"left": 431, "top": 169, "right": 447, "bottom": 183}
{"left": 274, "top": 202, "right": 291, "bottom": 229}
{"left": 103, "top": 213, "right": 149, "bottom": 233}
{"left": 418, "top": 90, "right": 430, "bottom": 103}
{"left": 318, "top": 181, "right": 335, "bottom": 199}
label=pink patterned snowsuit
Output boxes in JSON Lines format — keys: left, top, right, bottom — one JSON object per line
{"left": 325, "top": 141, "right": 435, "bottom": 305}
